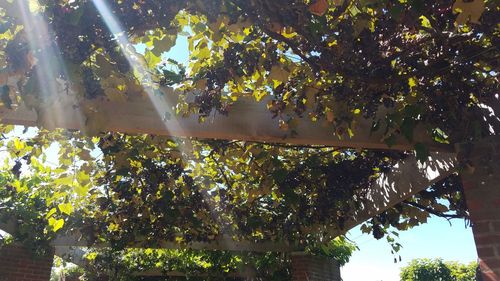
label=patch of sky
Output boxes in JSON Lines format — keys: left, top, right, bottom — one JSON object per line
{"left": 134, "top": 29, "right": 190, "bottom": 67}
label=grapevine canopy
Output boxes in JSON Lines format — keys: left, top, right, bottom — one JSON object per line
{"left": 0, "top": 0, "right": 497, "bottom": 256}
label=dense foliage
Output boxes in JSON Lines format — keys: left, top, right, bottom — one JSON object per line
{"left": 0, "top": 0, "right": 497, "bottom": 143}
{"left": 400, "top": 258, "right": 478, "bottom": 281}
{"left": 47, "top": 237, "right": 356, "bottom": 281}
{"left": 0, "top": 0, "right": 497, "bottom": 268}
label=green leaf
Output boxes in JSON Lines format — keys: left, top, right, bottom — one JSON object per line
{"left": 414, "top": 143, "right": 429, "bottom": 163}
{"left": 1, "top": 85, "right": 12, "bottom": 109}
{"left": 272, "top": 169, "right": 287, "bottom": 184}
{"left": 400, "top": 118, "right": 415, "bottom": 142}
{"left": 432, "top": 128, "right": 450, "bottom": 144}
{"left": 145, "top": 50, "right": 162, "bottom": 68}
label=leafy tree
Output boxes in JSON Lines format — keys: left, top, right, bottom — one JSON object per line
{"left": 400, "top": 258, "right": 478, "bottom": 281}
{"left": 447, "top": 261, "right": 479, "bottom": 281}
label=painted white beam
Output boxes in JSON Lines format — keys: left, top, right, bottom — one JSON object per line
{"left": 342, "top": 151, "right": 457, "bottom": 232}
{"left": 46, "top": 152, "right": 456, "bottom": 252}
{"left": 0, "top": 84, "right": 451, "bottom": 151}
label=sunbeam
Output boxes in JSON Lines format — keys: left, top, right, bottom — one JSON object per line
{"left": 16, "top": 1, "right": 86, "bottom": 131}
{"left": 90, "top": 0, "right": 242, "bottom": 254}
{"left": 91, "top": 0, "right": 185, "bottom": 136}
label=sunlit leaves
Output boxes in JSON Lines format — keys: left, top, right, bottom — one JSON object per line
{"left": 48, "top": 217, "right": 64, "bottom": 232}
{"left": 57, "top": 202, "right": 73, "bottom": 216}
{"left": 0, "top": 0, "right": 494, "bottom": 262}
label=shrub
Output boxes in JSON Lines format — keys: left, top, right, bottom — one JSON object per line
{"left": 400, "top": 258, "right": 477, "bottom": 281}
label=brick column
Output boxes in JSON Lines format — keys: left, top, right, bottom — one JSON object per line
{"left": 457, "top": 136, "right": 500, "bottom": 281}
{"left": 0, "top": 244, "right": 54, "bottom": 281}
{"left": 291, "top": 252, "right": 341, "bottom": 281}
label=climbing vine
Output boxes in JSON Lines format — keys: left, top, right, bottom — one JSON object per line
{"left": 0, "top": 0, "right": 497, "bottom": 268}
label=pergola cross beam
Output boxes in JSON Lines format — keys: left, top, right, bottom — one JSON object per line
{"left": 2, "top": 152, "right": 455, "bottom": 253}
{"left": 0, "top": 83, "right": 452, "bottom": 152}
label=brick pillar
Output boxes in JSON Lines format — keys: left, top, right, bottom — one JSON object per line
{"left": 457, "top": 136, "right": 500, "bottom": 281}
{"left": 0, "top": 244, "right": 54, "bottom": 281}
{"left": 291, "top": 252, "right": 341, "bottom": 281}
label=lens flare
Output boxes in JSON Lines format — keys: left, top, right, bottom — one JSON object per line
{"left": 90, "top": 0, "right": 240, "bottom": 252}
{"left": 16, "top": 1, "right": 85, "bottom": 131}
{"left": 91, "top": 0, "right": 185, "bottom": 135}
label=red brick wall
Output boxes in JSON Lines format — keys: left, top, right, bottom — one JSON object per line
{"left": 459, "top": 137, "right": 500, "bottom": 281}
{"left": 463, "top": 178, "right": 500, "bottom": 281}
{"left": 291, "top": 253, "right": 341, "bottom": 281}
{"left": 0, "top": 244, "right": 54, "bottom": 281}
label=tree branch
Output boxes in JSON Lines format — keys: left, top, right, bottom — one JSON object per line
{"left": 402, "top": 200, "right": 464, "bottom": 219}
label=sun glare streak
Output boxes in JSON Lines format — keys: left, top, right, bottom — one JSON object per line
{"left": 90, "top": 0, "right": 241, "bottom": 250}
{"left": 16, "top": 1, "right": 85, "bottom": 130}
{"left": 91, "top": 0, "right": 184, "bottom": 135}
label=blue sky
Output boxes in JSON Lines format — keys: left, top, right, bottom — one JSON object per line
{"left": 342, "top": 217, "right": 477, "bottom": 281}
{"left": 160, "top": 35, "right": 478, "bottom": 281}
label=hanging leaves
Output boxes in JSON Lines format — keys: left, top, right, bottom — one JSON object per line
{"left": 0, "top": 0, "right": 493, "bottom": 260}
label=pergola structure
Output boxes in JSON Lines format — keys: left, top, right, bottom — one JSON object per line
{"left": 0, "top": 0, "right": 498, "bottom": 280}
{"left": 0, "top": 85, "right": 498, "bottom": 281}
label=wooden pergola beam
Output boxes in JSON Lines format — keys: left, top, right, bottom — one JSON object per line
{"left": 18, "top": 151, "right": 454, "bottom": 253}
{"left": 0, "top": 84, "right": 452, "bottom": 152}
{"left": 342, "top": 151, "right": 457, "bottom": 232}
{"left": 51, "top": 235, "right": 300, "bottom": 252}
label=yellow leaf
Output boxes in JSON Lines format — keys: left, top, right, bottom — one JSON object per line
{"left": 12, "top": 180, "right": 28, "bottom": 193}
{"left": 281, "top": 27, "right": 297, "bottom": 39}
{"left": 58, "top": 203, "right": 74, "bottom": 215}
{"left": 85, "top": 252, "right": 98, "bottom": 261}
{"left": 13, "top": 138, "right": 25, "bottom": 151}
{"left": 46, "top": 208, "right": 57, "bottom": 219}
{"left": 28, "top": 0, "right": 42, "bottom": 13}
{"left": 48, "top": 217, "right": 65, "bottom": 232}
{"left": 144, "top": 51, "right": 162, "bottom": 68}
{"left": 55, "top": 176, "right": 74, "bottom": 187}
{"left": 408, "top": 77, "right": 417, "bottom": 89}
{"left": 419, "top": 16, "right": 432, "bottom": 28}
{"left": 75, "top": 183, "right": 90, "bottom": 197}
{"left": 108, "top": 222, "right": 120, "bottom": 232}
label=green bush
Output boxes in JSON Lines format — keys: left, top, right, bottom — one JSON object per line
{"left": 400, "top": 258, "right": 477, "bottom": 281}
